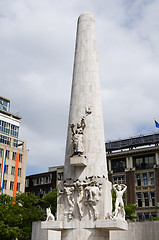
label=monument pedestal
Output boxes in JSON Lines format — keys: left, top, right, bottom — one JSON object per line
{"left": 70, "top": 155, "right": 87, "bottom": 166}
{"left": 41, "top": 219, "right": 128, "bottom": 240}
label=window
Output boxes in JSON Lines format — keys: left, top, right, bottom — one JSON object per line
{"left": 0, "top": 120, "right": 10, "bottom": 135}
{"left": 136, "top": 173, "right": 141, "bottom": 186}
{"left": 111, "top": 158, "right": 126, "bottom": 173}
{"left": 143, "top": 192, "right": 149, "bottom": 206}
{"left": 13, "top": 139, "right": 18, "bottom": 147}
{"left": 0, "top": 148, "right": 2, "bottom": 157}
{"left": 113, "top": 175, "right": 125, "bottom": 184}
{"left": 0, "top": 98, "right": 10, "bottom": 111}
{"left": 10, "top": 124, "right": 19, "bottom": 138}
{"left": 136, "top": 192, "right": 142, "bottom": 207}
{"left": 149, "top": 172, "right": 154, "bottom": 185}
{"left": 17, "top": 182, "right": 20, "bottom": 192}
{"left": 19, "top": 154, "right": 22, "bottom": 162}
{"left": 0, "top": 135, "right": 10, "bottom": 145}
{"left": 150, "top": 192, "right": 156, "bottom": 206}
{"left": 18, "top": 168, "right": 21, "bottom": 177}
{"left": 133, "top": 154, "right": 156, "bottom": 170}
{"left": 145, "top": 156, "right": 155, "bottom": 169}
{"left": 57, "top": 172, "right": 64, "bottom": 181}
{"left": 144, "top": 212, "right": 149, "bottom": 221}
{"left": 4, "top": 165, "right": 8, "bottom": 174}
{"left": 3, "top": 180, "right": 7, "bottom": 189}
{"left": 142, "top": 173, "right": 148, "bottom": 186}
{"left": 10, "top": 181, "right": 14, "bottom": 190}
{"left": 40, "top": 177, "right": 43, "bottom": 184}
{"left": 6, "top": 150, "right": 9, "bottom": 159}
{"left": 12, "top": 152, "right": 16, "bottom": 160}
{"left": 137, "top": 213, "right": 143, "bottom": 222}
{"left": 11, "top": 166, "right": 15, "bottom": 175}
{"left": 25, "top": 179, "right": 29, "bottom": 188}
{"left": 151, "top": 212, "right": 157, "bottom": 219}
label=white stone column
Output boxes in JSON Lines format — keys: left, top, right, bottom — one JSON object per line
{"left": 126, "top": 156, "right": 133, "bottom": 170}
{"left": 64, "top": 12, "right": 107, "bottom": 181}
{"left": 155, "top": 152, "right": 159, "bottom": 166}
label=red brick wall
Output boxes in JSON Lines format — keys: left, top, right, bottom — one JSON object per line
{"left": 155, "top": 168, "right": 159, "bottom": 203}
{"left": 108, "top": 173, "right": 112, "bottom": 182}
{"left": 126, "top": 171, "right": 136, "bottom": 204}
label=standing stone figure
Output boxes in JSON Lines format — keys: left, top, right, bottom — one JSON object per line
{"left": 113, "top": 184, "right": 127, "bottom": 220}
{"left": 64, "top": 185, "right": 75, "bottom": 219}
{"left": 84, "top": 181, "right": 102, "bottom": 220}
{"left": 70, "top": 117, "right": 86, "bottom": 156}
{"left": 76, "top": 180, "right": 85, "bottom": 219}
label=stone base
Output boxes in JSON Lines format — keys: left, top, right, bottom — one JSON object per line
{"left": 41, "top": 219, "right": 128, "bottom": 231}
{"left": 38, "top": 219, "right": 128, "bottom": 240}
{"left": 70, "top": 155, "right": 87, "bottom": 166}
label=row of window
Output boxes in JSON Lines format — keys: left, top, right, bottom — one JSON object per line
{"left": 137, "top": 212, "right": 157, "bottom": 221}
{"left": 110, "top": 154, "right": 156, "bottom": 173}
{"left": 136, "top": 172, "right": 154, "bottom": 186}
{"left": 0, "top": 164, "right": 22, "bottom": 177}
{"left": 112, "top": 172, "right": 155, "bottom": 186}
{"left": 136, "top": 191, "right": 156, "bottom": 207}
{"left": 0, "top": 149, "right": 22, "bottom": 162}
{"left": 0, "top": 120, "right": 19, "bottom": 138}
{"left": 3, "top": 180, "right": 20, "bottom": 191}
{"left": 32, "top": 176, "right": 52, "bottom": 186}
{"left": 31, "top": 187, "right": 52, "bottom": 198}
{"left": 0, "top": 135, "right": 23, "bottom": 149}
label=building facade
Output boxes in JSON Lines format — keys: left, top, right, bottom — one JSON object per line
{"left": 0, "top": 96, "right": 27, "bottom": 197}
{"left": 107, "top": 133, "right": 159, "bottom": 221}
{"left": 25, "top": 166, "right": 64, "bottom": 198}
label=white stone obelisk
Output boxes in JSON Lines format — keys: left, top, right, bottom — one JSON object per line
{"left": 64, "top": 12, "right": 108, "bottom": 181}
{"left": 38, "top": 12, "right": 128, "bottom": 240}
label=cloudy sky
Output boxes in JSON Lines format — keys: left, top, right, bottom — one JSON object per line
{"left": 1, "top": 0, "right": 159, "bottom": 175}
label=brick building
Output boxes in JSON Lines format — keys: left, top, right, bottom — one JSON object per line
{"left": 107, "top": 133, "right": 159, "bottom": 221}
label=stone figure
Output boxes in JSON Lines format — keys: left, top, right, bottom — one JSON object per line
{"left": 113, "top": 184, "right": 127, "bottom": 220}
{"left": 46, "top": 207, "right": 55, "bottom": 221}
{"left": 64, "top": 184, "right": 75, "bottom": 219}
{"left": 70, "top": 117, "right": 86, "bottom": 156}
{"left": 84, "top": 181, "right": 102, "bottom": 220}
{"left": 76, "top": 180, "right": 87, "bottom": 219}
{"left": 85, "top": 106, "right": 92, "bottom": 115}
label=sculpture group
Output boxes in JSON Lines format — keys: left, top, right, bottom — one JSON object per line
{"left": 47, "top": 182, "right": 127, "bottom": 222}
{"left": 59, "top": 176, "right": 103, "bottom": 220}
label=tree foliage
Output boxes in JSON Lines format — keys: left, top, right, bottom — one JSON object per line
{"left": 0, "top": 193, "right": 45, "bottom": 240}
{"left": 41, "top": 188, "right": 57, "bottom": 216}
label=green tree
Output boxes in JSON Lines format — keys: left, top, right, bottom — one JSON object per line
{"left": 0, "top": 194, "right": 22, "bottom": 240}
{"left": 42, "top": 188, "right": 57, "bottom": 216}
{"left": 16, "top": 192, "right": 45, "bottom": 240}
{"left": 0, "top": 193, "right": 45, "bottom": 240}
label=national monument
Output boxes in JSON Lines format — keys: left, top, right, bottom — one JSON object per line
{"left": 32, "top": 12, "right": 128, "bottom": 240}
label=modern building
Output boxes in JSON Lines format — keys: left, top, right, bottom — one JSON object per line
{"left": 107, "top": 133, "right": 159, "bottom": 221}
{"left": 0, "top": 96, "right": 27, "bottom": 197}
